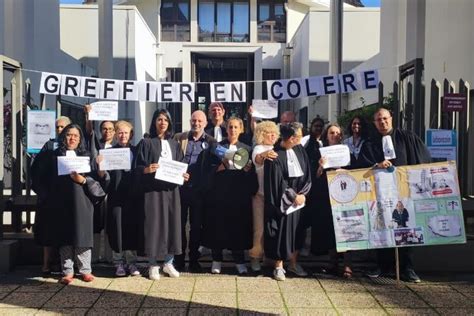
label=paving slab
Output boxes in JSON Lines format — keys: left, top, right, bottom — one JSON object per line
{"left": 288, "top": 308, "right": 337, "bottom": 316}
{"left": 194, "top": 278, "right": 236, "bottom": 292}
{"left": 336, "top": 308, "right": 387, "bottom": 315}
{"left": 92, "top": 291, "right": 146, "bottom": 308}
{"left": 0, "top": 307, "right": 38, "bottom": 315}
{"left": 238, "top": 292, "right": 285, "bottom": 309}
{"left": 372, "top": 291, "right": 429, "bottom": 308}
{"left": 0, "top": 291, "right": 55, "bottom": 308}
{"left": 149, "top": 278, "right": 195, "bottom": 292}
{"left": 282, "top": 292, "right": 332, "bottom": 308}
{"left": 43, "top": 292, "right": 101, "bottom": 308}
{"left": 191, "top": 292, "right": 236, "bottom": 308}
{"left": 435, "top": 308, "right": 474, "bottom": 315}
{"left": 416, "top": 291, "right": 474, "bottom": 308}
{"left": 326, "top": 292, "right": 380, "bottom": 309}
{"left": 385, "top": 308, "right": 436, "bottom": 315}
{"left": 138, "top": 307, "right": 187, "bottom": 316}
{"left": 87, "top": 307, "right": 139, "bottom": 315}
{"left": 142, "top": 291, "right": 191, "bottom": 308}
{"left": 36, "top": 308, "right": 88, "bottom": 315}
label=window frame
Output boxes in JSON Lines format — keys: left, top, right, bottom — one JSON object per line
{"left": 160, "top": 0, "right": 191, "bottom": 42}
{"left": 257, "top": 0, "right": 286, "bottom": 43}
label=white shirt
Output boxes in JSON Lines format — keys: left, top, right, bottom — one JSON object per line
{"left": 343, "top": 136, "right": 364, "bottom": 159}
{"left": 252, "top": 144, "right": 273, "bottom": 195}
{"left": 287, "top": 148, "right": 304, "bottom": 178}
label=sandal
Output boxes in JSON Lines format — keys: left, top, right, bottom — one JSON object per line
{"left": 343, "top": 266, "right": 353, "bottom": 279}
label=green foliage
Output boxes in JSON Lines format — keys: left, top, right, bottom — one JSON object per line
{"left": 337, "top": 94, "right": 394, "bottom": 129}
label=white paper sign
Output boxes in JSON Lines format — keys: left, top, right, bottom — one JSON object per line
{"left": 382, "top": 135, "right": 396, "bottom": 160}
{"left": 282, "top": 202, "right": 305, "bottom": 215}
{"left": 57, "top": 156, "right": 91, "bottom": 176}
{"left": 251, "top": 99, "right": 278, "bottom": 119}
{"left": 99, "top": 148, "right": 131, "bottom": 171}
{"left": 27, "top": 110, "right": 56, "bottom": 153}
{"left": 154, "top": 159, "right": 188, "bottom": 185}
{"left": 319, "top": 144, "right": 351, "bottom": 169}
{"left": 88, "top": 101, "right": 118, "bottom": 121}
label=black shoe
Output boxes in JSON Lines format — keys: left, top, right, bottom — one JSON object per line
{"left": 188, "top": 261, "right": 202, "bottom": 273}
{"left": 401, "top": 268, "right": 421, "bottom": 283}
{"left": 366, "top": 267, "right": 382, "bottom": 279}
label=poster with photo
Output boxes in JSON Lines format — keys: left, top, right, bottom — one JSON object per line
{"left": 327, "top": 161, "right": 466, "bottom": 253}
{"left": 27, "top": 110, "right": 56, "bottom": 154}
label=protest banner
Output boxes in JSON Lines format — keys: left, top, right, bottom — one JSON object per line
{"left": 326, "top": 161, "right": 466, "bottom": 253}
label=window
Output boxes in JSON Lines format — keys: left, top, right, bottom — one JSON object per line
{"left": 258, "top": 0, "right": 286, "bottom": 43}
{"left": 161, "top": 0, "right": 190, "bottom": 42}
{"left": 198, "top": 0, "right": 249, "bottom": 42}
{"left": 165, "top": 68, "right": 183, "bottom": 132}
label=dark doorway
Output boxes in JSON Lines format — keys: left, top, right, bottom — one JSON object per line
{"left": 192, "top": 53, "right": 254, "bottom": 120}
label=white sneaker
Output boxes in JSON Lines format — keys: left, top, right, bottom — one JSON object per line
{"left": 287, "top": 263, "right": 308, "bottom": 277}
{"left": 148, "top": 265, "right": 160, "bottom": 280}
{"left": 115, "top": 263, "right": 127, "bottom": 277}
{"left": 211, "top": 261, "right": 222, "bottom": 274}
{"left": 128, "top": 264, "right": 141, "bottom": 277}
{"left": 162, "top": 263, "right": 180, "bottom": 278}
{"left": 236, "top": 263, "right": 248, "bottom": 275}
{"left": 273, "top": 267, "right": 286, "bottom": 281}
{"left": 250, "top": 258, "right": 261, "bottom": 272}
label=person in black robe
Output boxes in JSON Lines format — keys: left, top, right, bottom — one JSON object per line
{"left": 41, "top": 124, "right": 108, "bottom": 284}
{"left": 201, "top": 117, "right": 258, "bottom": 275}
{"left": 134, "top": 109, "right": 189, "bottom": 280}
{"left": 366, "top": 108, "right": 431, "bottom": 283}
{"left": 204, "top": 102, "right": 227, "bottom": 142}
{"left": 97, "top": 120, "right": 141, "bottom": 277}
{"left": 392, "top": 201, "right": 409, "bottom": 228}
{"left": 31, "top": 116, "right": 71, "bottom": 274}
{"left": 84, "top": 104, "right": 117, "bottom": 262}
{"left": 264, "top": 122, "right": 312, "bottom": 281}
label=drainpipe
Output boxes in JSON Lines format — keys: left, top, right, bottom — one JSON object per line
{"left": 329, "top": 0, "right": 342, "bottom": 121}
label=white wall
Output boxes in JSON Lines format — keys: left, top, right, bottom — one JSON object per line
{"left": 288, "top": 7, "right": 380, "bottom": 123}
{"left": 60, "top": 4, "right": 157, "bottom": 142}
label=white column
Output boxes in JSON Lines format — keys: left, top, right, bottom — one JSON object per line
{"left": 250, "top": 0, "right": 258, "bottom": 43}
{"left": 190, "top": 0, "right": 198, "bottom": 43}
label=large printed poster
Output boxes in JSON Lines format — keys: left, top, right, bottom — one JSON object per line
{"left": 327, "top": 161, "right": 466, "bottom": 252}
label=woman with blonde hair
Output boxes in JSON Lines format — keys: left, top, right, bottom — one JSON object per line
{"left": 248, "top": 121, "right": 279, "bottom": 272}
{"left": 98, "top": 120, "right": 141, "bottom": 277}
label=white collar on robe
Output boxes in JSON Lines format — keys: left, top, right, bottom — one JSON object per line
{"left": 214, "top": 126, "right": 223, "bottom": 142}
{"left": 160, "top": 139, "right": 172, "bottom": 160}
{"left": 286, "top": 148, "right": 304, "bottom": 178}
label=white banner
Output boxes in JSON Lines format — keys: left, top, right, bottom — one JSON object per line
{"left": 39, "top": 69, "right": 378, "bottom": 102}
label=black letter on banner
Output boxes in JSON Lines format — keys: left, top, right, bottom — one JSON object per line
{"left": 180, "top": 84, "right": 193, "bottom": 102}
{"left": 84, "top": 78, "right": 98, "bottom": 97}
{"left": 270, "top": 81, "right": 283, "bottom": 100}
{"left": 322, "top": 76, "right": 337, "bottom": 95}
{"left": 231, "top": 83, "right": 244, "bottom": 102}
{"left": 123, "top": 81, "right": 134, "bottom": 100}
{"left": 341, "top": 74, "right": 357, "bottom": 92}
{"left": 103, "top": 80, "right": 116, "bottom": 99}
{"left": 363, "top": 70, "right": 377, "bottom": 89}
{"left": 305, "top": 78, "right": 318, "bottom": 96}
{"left": 44, "top": 75, "right": 60, "bottom": 94}
{"left": 160, "top": 83, "right": 173, "bottom": 102}
{"left": 287, "top": 80, "right": 301, "bottom": 98}
{"left": 64, "top": 76, "right": 80, "bottom": 96}
{"left": 214, "top": 84, "right": 226, "bottom": 102}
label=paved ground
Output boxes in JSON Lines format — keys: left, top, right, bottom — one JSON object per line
{"left": 0, "top": 264, "right": 473, "bottom": 316}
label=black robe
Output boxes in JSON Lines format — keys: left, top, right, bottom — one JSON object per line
{"left": 134, "top": 137, "right": 183, "bottom": 258}
{"left": 105, "top": 144, "right": 141, "bottom": 253}
{"left": 31, "top": 139, "right": 58, "bottom": 246}
{"left": 264, "top": 144, "right": 312, "bottom": 261}
{"left": 39, "top": 148, "right": 108, "bottom": 248}
{"left": 201, "top": 140, "right": 258, "bottom": 250}
{"left": 368, "top": 129, "right": 431, "bottom": 166}
{"left": 87, "top": 129, "right": 117, "bottom": 233}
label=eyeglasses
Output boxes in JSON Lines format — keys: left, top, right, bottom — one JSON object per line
{"left": 102, "top": 127, "right": 114, "bottom": 132}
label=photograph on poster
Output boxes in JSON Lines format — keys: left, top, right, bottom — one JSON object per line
{"left": 368, "top": 200, "right": 387, "bottom": 231}
{"left": 329, "top": 173, "right": 359, "bottom": 203}
{"left": 334, "top": 208, "right": 367, "bottom": 242}
{"left": 394, "top": 227, "right": 424, "bottom": 246}
{"left": 359, "top": 179, "right": 372, "bottom": 192}
{"left": 428, "top": 215, "right": 462, "bottom": 238}
{"left": 369, "top": 230, "right": 395, "bottom": 248}
{"left": 408, "top": 167, "right": 458, "bottom": 199}
{"left": 391, "top": 199, "right": 416, "bottom": 229}
{"left": 414, "top": 200, "right": 439, "bottom": 213}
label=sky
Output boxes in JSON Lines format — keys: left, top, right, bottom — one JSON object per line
{"left": 60, "top": 0, "right": 380, "bottom": 7}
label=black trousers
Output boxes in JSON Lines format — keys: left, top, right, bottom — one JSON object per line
{"left": 376, "top": 247, "right": 414, "bottom": 272}
{"left": 177, "top": 185, "right": 204, "bottom": 262}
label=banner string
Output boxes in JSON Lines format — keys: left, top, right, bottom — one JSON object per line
{"left": 3, "top": 63, "right": 401, "bottom": 85}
